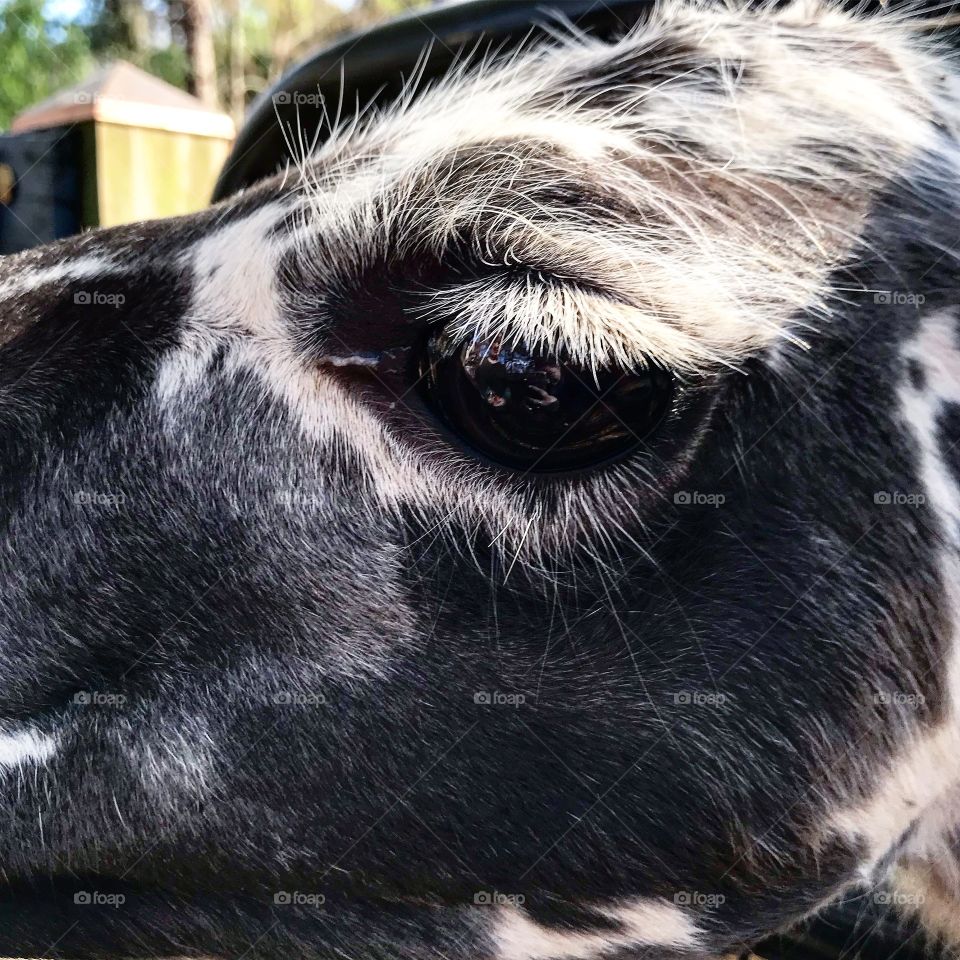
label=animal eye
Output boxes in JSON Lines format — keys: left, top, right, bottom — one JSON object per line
{"left": 419, "top": 332, "right": 674, "bottom": 473}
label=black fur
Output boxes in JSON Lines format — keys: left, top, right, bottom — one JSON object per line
{"left": 0, "top": 19, "right": 957, "bottom": 960}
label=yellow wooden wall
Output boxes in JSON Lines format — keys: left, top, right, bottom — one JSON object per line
{"left": 92, "top": 122, "right": 232, "bottom": 226}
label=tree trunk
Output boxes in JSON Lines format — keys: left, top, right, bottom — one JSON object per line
{"left": 228, "top": 0, "right": 245, "bottom": 129}
{"left": 182, "top": 0, "right": 218, "bottom": 109}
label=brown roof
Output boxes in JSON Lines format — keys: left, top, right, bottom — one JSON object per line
{"left": 11, "top": 61, "right": 234, "bottom": 139}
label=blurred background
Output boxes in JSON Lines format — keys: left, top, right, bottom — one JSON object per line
{"left": 0, "top": 0, "right": 431, "bottom": 130}
{"left": 0, "top": 0, "right": 431, "bottom": 250}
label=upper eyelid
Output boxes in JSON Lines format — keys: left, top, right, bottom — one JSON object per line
{"left": 402, "top": 270, "right": 564, "bottom": 329}
{"left": 403, "top": 261, "right": 613, "bottom": 306}
{"left": 402, "top": 269, "right": 645, "bottom": 371}
{"left": 403, "top": 265, "right": 634, "bottom": 323}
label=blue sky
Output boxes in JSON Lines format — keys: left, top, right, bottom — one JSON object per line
{"left": 43, "top": 0, "right": 357, "bottom": 21}
{"left": 45, "top": 0, "right": 85, "bottom": 18}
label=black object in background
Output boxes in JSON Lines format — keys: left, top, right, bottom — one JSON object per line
{"left": 212, "top": 0, "right": 651, "bottom": 200}
{"left": 0, "top": 127, "right": 83, "bottom": 255}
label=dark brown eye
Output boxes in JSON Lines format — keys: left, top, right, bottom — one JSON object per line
{"left": 420, "top": 332, "right": 674, "bottom": 473}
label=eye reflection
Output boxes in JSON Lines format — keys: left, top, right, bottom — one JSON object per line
{"left": 420, "top": 332, "right": 674, "bottom": 473}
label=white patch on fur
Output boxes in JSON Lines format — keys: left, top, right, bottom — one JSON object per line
{"left": 0, "top": 727, "right": 56, "bottom": 768}
{"left": 187, "top": 200, "right": 293, "bottom": 343}
{"left": 154, "top": 201, "right": 292, "bottom": 408}
{"left": 830, "top": 310, "right": 960, "bottom": 882}
{"left": 493, "top": 899, "right": 701, "bottom": 959}
{"left": 133, "top": 714, "right": 217, "bottom": 808}
{"left": 153, "top": 326, "right": 223, "bottom": 405}
{"left": 0, "top": 256, "right": 118, "bottom": 303}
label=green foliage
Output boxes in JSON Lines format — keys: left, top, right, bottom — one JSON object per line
{"left": 85, "top": 0, "right": 189, "bottom": 87}
{"left": 145, "top": 42, "right": 189, "bottom": 89}
{"left": 0, "top": 0, "right": 93, "bottom": 129}
{"left": 0, "top": 0, "right": 430, "bottom": 130}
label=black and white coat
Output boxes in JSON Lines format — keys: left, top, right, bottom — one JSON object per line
{"left": 0, "top": 2, "right": 958, "bottom": 956}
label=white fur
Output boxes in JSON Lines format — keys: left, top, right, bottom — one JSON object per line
{"left": 830, "top": 311, "right": 960, "bottom": 893}
{"left": 493, "top": 898, "right": 701, "bottom": 959}
{"left": 0, "top": 727, "right": 56, "bottom": 768}
{"left": 0, "top": 257, "right": 118, "bottom": 303}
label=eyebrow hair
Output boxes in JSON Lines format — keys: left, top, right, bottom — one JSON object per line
{"left": 285, "top": 0, "right": 958, "bottom": 378}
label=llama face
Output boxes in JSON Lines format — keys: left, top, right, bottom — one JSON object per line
{"left": 0, "top": 3, "right": 959, "bottom": 957}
